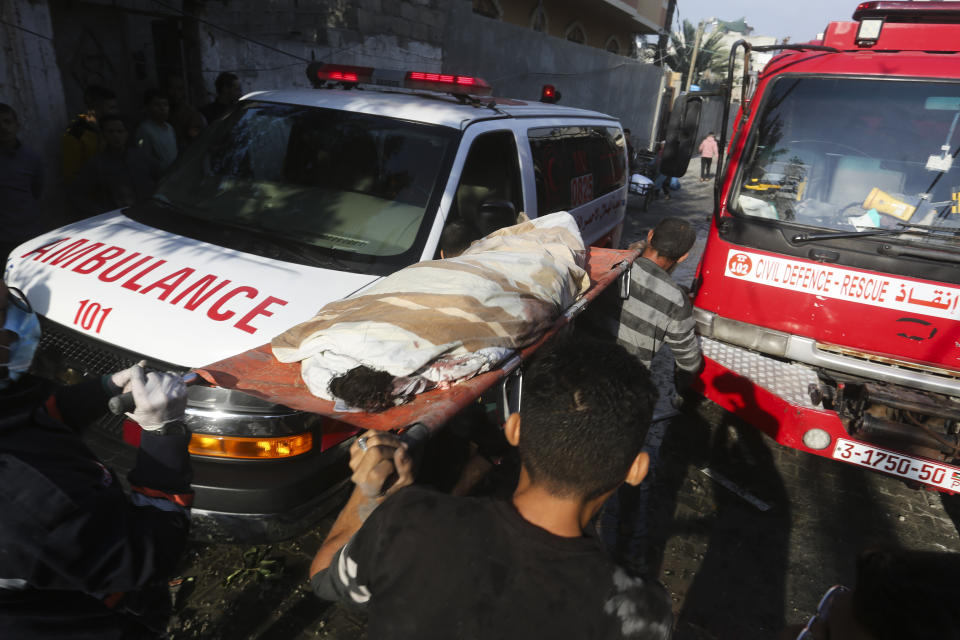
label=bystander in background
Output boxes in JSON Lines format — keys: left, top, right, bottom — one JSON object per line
{"left": 61, "top": 85, "right": 118, "bottom": 184}
{"left": 653, "top": 141, "right": 672, "bottom": 200}
{"left": 0, "top": 103, "right": 45, "bottom": 264}
{"left": 698, "top": 132, "right": 718, "bottom": 182}
{"left": 164, "top": 72, "right": 206, "bottom": 151}
{"left": 136, "top": 89, "right": 178, "bottom": 174}
{"left": 73, "top": 114, "right": 157, "bottom": 217}
{"left": 200, "top": 72, "right": 242, "bottom": 123}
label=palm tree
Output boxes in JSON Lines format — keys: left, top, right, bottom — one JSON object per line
{"left": 666, "top": 19, "right": 729, "bottom": 88}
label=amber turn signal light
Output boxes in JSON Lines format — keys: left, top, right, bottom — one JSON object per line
{"left": 189, "top": 433, "right": 313, "bottom": 459}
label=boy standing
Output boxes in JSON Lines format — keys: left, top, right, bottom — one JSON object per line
{"left": 136, "top": 89, "right": 178, "bottom": 173}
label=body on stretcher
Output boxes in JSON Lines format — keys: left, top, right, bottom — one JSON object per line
{"left": 194, "top": 246, "right": 640, "bottom": 445}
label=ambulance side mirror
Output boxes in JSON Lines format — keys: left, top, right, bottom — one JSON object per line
{"left": 660, "top": 95, "right": 703, "bottom": 178}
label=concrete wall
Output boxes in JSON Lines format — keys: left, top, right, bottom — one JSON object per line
{"left": 48, "top": 3, "right": 159, "bottom": 123}
{"left": 444, "top": 2, "right": 663, "bottom": 149}
{"left": 195, "top": 0, "right": 447, "bottom": 99}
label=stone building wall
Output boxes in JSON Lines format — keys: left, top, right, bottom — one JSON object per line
{"left": 196, "top": 0, "right": 447, "bottom": 98}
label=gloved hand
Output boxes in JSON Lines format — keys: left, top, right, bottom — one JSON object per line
{"left": 125, "top": 365, "right": 187, "bottom": 431}
{"left": 105, "top": 360, "right": 147, "bottom": 395}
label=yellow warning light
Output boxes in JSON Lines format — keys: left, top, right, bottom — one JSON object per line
{"left": 189, "top": 433, "right": 313, "bottom": 459}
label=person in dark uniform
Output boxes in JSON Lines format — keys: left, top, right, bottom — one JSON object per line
{"left": 0, "top": 280, "right": 192, "bottom": 639}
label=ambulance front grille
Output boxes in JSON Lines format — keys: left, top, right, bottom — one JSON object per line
{"left": 33, "top": 316, "right": 183, "bottom": 383}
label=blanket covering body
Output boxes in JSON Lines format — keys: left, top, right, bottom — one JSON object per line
{"left": 270, "top": 212, "right": 590, "bottom": 402}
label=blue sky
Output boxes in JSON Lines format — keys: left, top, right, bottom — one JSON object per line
{"left": 674, "top": 0, "right": 853, "bottom": 43}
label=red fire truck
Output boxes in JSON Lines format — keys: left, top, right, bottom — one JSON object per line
{"left": 665, "top": 2, "right": 960, "bottom": 491}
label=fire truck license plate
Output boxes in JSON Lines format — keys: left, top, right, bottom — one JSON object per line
{"left": 833, "top": 439, "right": 960, "bottom": 491}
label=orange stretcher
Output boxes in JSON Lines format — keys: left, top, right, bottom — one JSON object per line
{"left": 194, "top": 247, "right": 638, "bottom": 436}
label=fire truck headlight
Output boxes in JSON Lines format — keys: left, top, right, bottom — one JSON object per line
{"left": 802, "top": 428, "right": 832, "bottom": 450}
{"left": 711, "top": 316, "right": 789, "bottom": 357}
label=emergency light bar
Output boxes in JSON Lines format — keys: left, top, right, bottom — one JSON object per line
{"left": 853, "top": 1, "right": 960, "bottom": 21}
{"left": 306, "top": 63, "right": 492, "bottom": 96}
{"left": 404, "top": 71, "right": 492, "bottom": 96}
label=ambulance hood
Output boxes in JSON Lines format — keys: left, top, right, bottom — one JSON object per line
{"left": 4, "top": 212, "right": 381, "bottom": 368}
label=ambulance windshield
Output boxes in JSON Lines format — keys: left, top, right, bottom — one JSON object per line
{"left": 732, "top": 77, "right": 960, "bottom": 247}
{"left": 153, "top": 101, "right": 456, "bottom": 268}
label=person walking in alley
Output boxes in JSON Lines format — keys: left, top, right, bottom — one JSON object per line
{"left": 309, "top": 337, "right": 673, "bottom": 640}
{"left": 698, "top": 132, "right": 719, "bottom": 182}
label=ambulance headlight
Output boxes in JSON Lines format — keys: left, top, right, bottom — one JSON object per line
{"left": 184, "top": 386, "right": 314, "bottom": 438}
{"left": 187, "top": 385, "right": 287, "bottom": 414}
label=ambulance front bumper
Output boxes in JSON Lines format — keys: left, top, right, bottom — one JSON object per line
{"left": 83, "top": 415, "right": 353, "bottom": 543}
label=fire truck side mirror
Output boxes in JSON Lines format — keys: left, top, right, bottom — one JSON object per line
{"left": 660, "top": 95, "right": 703, "bottom": 178}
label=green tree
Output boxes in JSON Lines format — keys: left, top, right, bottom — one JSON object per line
{"left": 666, "top": 19, "right": 729, "bottom": 88}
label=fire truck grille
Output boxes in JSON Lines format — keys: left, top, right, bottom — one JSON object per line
{"left": 33, "top": 316, "right": 185, "bottom": 383}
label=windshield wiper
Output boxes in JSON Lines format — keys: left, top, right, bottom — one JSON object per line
{"left": 791, "top": 228, "right": 909, "bottom": 243}
{"left": 792, "top": 222, "right": 960, "bottom": 244}
{"left": 878, "top": 243, "right": 960, "bottom": 264}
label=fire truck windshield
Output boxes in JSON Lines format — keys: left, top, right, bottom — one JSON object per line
{"left": 732, "top": 76, "right": 960, "bottom": 247}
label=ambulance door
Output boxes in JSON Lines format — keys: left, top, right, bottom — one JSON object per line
{"left": 423, "top": 123, "right": 525, "bottom": 260}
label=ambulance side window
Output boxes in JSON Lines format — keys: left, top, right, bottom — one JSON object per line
{"left": 447, "top": 131, "right": 523, "bottom": 243}
{"left": 528, "top": 126, "right": 626, "bottom": 214}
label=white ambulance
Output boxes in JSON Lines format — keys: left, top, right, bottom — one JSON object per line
{"left": 4, "top": 65, "right": 629, "bottom": 540}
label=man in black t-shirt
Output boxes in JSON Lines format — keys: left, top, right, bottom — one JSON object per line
{"left": 309, "top": 337, "right": 673, "bottom": 639}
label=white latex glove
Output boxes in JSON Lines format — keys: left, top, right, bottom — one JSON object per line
{"left": 107, "top": 360, "right": 147, "bottom": 394}
{"left": 125, "top": 366, "right": 187, "bottom": 430}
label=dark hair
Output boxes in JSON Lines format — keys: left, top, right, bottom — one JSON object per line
{"left": 650, "top": 218, "right": 696, "bottom": 261}
{"left": 518, "top": 336, "right": 657, "bottom": 500}
{"left": 852, "top": 548, "right": 960, "bottom": 639}
{"left": 440, "top": 221, "right": 474, "bottom": 258}
{"left": 215, "top": 72, "right": 239, "bottom": 93}
{"left": 84, "top": 85, "right": 116, "bottom": 108}
{"left": 98, "top": 113, "right": 127, "bottom": 128}
{"left": 143, "top": 89, "right": 168, "bottom": 106}
{"left": 0, "top": 103, "right": 16, "bottom": 119}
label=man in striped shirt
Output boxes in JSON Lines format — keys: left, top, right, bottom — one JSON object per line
{"left": 585, "top": 217, "right": 702, "bottom": 386}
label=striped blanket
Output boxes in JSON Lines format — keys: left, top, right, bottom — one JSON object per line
{"left": 271, "top": 212, "right": 590, "bottom": 403}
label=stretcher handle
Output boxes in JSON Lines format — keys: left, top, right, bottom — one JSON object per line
{"left": 108, "top": 372, "right": 199, "bottom": 416}
{"left": 373, "top": 422, "right": 433, "bottom": 496}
